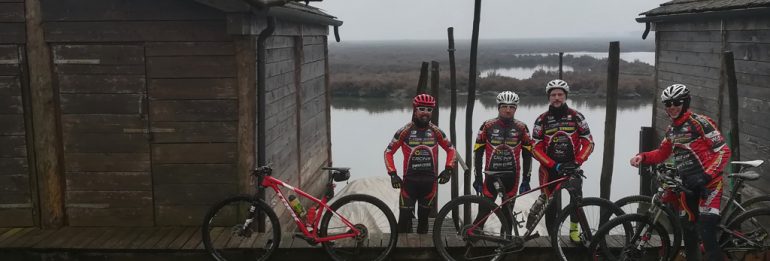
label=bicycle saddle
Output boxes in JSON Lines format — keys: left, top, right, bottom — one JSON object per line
{"left": 731, "top": 160, "right": 764, "bottom": 168}
{"left": 728, "top": 170, "right": 760, "bottom": 181}
{"left": 322, "top": 167, "right": 351, "bottom": 171}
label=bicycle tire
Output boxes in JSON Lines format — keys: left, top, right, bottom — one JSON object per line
{"left": 202, "top": 195, "right": 281, "bottom": 261}
{"left": 614, "top": 195, "right": 681, "bottom": 261}
{"left": 588, "top": 213, "right": 672, "bottom": 261}
{"left": 720, "top": 207, "right": 770, "bottom": 259}
{"left": 724, "top": 195, "right": 770, "bottom": 224}
{"left": 551, "top": 197, "right": 628, "bottom": 261}
{"left": 318, "top": 194, "right": 398, "bottom": 261}
{"left": 432, "top": 195, "right": 512, "bottom": 261}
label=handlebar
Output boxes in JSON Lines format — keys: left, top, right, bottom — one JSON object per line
{"left": 650, "top": 164, "right": 693, "bottom": 195}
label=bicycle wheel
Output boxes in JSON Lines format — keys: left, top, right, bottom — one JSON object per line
{"left": 614, "top": 195, "right": 681, "bottom": 261}
{"left": 724, "top": 195, "right": 770, "bottom": 224}
{"left": 552, "top": 197, "right": 627, "bottom": 260}
{"left": 432, "top": 195, "right": 512, "bottom": 261}
{"left": 721, "top": 207, "right": 770, "bottom": 260}
{"left": 202, "top": 195, "right": 281, "bottom": 261}
{"left": 588, "top": 213, "right": 671, "bottom": 261}
{"left": 318, "top": 194, "right": 398, "bottom": 261}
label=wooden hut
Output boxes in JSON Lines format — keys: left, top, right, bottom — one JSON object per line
{"left": 0, "top": 0, "right": 341, "bottom": 229}
{"left": 637, "top": 0, "right": 770, "bottom": 197}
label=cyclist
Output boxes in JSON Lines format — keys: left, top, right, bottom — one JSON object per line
{"left": 473, "top": 91, "right": 533, "bottom": 201}
{"left": 630, "top": 84, "right": 730, "bottom": 261}
{"left": 384, "top": 93, "right": 456, "bottom": 234}
{"left": 528, "top": 79, "right": 594, "bottom": 242}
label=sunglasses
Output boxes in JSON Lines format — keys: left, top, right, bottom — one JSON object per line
{"left": 416, "top": 107, "right": 434, "bottom": 112}
{"left": 663, "top": 100, "right": 684, "bottom": 107}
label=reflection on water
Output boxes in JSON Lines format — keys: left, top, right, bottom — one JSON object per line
{"left": 518, "top": 52, "right": 655, "bottom": 65}
{"left": 480, "top": 65, "right": 575, "bottom": 79}
{"left": 476, "top": 52, "right": 655, "bottom": 80}
{"left": 331, "top": 96, "right": 653, "bottom": 207}
{"left": 333, "top": 96, "right": 651, "bottom": 113}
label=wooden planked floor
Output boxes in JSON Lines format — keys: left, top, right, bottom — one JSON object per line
{"left": 0, "top": 226, "right": 650, "bottom": 251}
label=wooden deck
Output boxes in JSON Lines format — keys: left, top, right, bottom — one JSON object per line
{"left": 0, "top": 226, "right": 665, "bottom": 261}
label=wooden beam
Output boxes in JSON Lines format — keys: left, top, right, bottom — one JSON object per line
{"left": 25, "top": 0, "right": 64, "bottom": 228}
{"left": 600, "top": 41, "right": 619, "bottom": 201}
{"left": 235, "top": 35, "right": 257, "bottom": 195}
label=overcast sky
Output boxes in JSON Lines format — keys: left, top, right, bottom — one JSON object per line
{"left": 314, "top": 0, "right": 667, "bottom": 41}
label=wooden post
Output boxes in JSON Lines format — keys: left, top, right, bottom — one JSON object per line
{"left": 639, "top": 127, "right": 655, "bottom": 196}
{"left": 600, "top": 41, "right": 619, "bottom": 201}
{"left": 416, "top": 61, "right": 429, "bottom": 94}
{"left": 235, "top": 36, "right": 257, "bottom": 196}
{"left": 724, "top": 51, "right": 740, "bottom": 162}
{"left": 447, "top": 27, "right": 460, "bottom": 228}
{"left": 25, "top": 0, "right": 65, "bottom": 228}
{"left": 465, "top": 0, "right": 482, "bottom": 223}
{"left": 558, "top": 52, "right": 564, "bottom": 79}
{"left": 430, "top": 61, "right": 440, "bottom": 124}
{"left": 430, "top": 60, "right": 440, "bottom": 217}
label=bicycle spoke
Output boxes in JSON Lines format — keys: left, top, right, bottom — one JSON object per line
{"left": 320, "top": 194, "right": 397, "bottom": 261}
{"left": 433, "top": 195, "right": 511, "bottom": 261}
{"left": 202, "top": 196, "right": 280, "bottom": 261}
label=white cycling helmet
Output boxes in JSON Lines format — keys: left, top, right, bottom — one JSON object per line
{"left": 496, "top": 91, "right": 519, "bottom": 106}
{"left": 545, "top": 79, "right": 570, "bottom": 94}
{"left": 661, "top": 84, "right": 690, "bottom": 102}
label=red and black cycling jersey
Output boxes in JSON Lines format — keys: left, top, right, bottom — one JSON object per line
{"left": 384, "top": 122, "right": 456, "bottom": 176}
{"left": 531, "top": 107, "right": 594, "bottom": 169}
{"left": 474, "top": 118, "right": 533, "bottom": 198}
{"left": 474, "top": 118, "right": 533, "bottom": 174}
{"left": 639, "top": 111, "right": 731, "bottom": 180}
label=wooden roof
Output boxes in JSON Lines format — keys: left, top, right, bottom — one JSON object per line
{"left": 641, "top": 0, "right": 770, "bottom": 16}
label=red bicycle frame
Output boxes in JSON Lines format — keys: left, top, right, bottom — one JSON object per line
{"left": 259, "top": 175, "right": 361, "bottom": 243}
{"left": 467, "top": 174, "right": 571, "bottom": 234}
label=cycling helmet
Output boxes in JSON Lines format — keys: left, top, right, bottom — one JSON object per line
{"left": 496, "top": 91, "right": 519, "bottom": 106}
{"left": 413, "top": 93, "right": 436, "bottom": 108}
{"left": 545, "top": 79, "right": 570, "bottom": 94}
{"left": 661, "top": 84, "right": 690, "bottom": 102}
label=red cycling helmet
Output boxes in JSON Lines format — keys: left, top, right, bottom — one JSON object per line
{"left": 413, "top": 93, "right": 436, "bottom": 108}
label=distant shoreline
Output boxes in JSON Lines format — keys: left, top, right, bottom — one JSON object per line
{"left": 329, "top": 38, "right": 656, "bottom": 100}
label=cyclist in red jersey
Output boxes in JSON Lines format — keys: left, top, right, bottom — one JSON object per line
{"left": 473, "top": 91, "right": 533, "bottom": 199}
{"left": 530, "top": 79, "right": 594, "bottom": 242}
{"left": 630, "top": 84, "right": 730, "bottom": 261}
{"left": 384, "top": 94, "right": 456, "bottom": 234}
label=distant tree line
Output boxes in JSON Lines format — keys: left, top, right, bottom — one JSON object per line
{"left": 328, "top": 39, "right": 655, "bottom": 99}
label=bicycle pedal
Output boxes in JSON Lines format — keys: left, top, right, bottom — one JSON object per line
{"left": 293, "top": 233, "right": 319, "bottom": 246}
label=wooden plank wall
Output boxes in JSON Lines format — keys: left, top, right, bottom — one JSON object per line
{"left": 53, "top": 44, "right": 153, "bottom": 226}
{"left": 0, "top": 0, "right": 333, "bottom": 228}
{"left": 0, "top": 0, "right": 34, "bottom": 226}
{"left": 41, "top": 0, "right": 234, "bottom": 226}
{"left": 263, "top": 23, "right": 331, "bottom": 230}
{"left": 147, "top": 41, "right": 239, "bottom": 226}
{"left": 654, "top": 16, "right": 770, "bottom": 197}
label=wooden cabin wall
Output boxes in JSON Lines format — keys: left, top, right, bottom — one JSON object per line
{"left": 654, "top": 16, "right": 770, "bottom": 197}
{"left": 263, "top": 22, "right": 331, "bottom": 229}
{"left": 0, "top": 0, "right": 35, "bottom": 227}
{"left": 41, "top": 0, "right": 234, "bottom": 226}
{"left": 0, "top": 0, "right": 333, "bottom": 228}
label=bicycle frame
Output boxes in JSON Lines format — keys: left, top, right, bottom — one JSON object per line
{"left": 467, "top": 174, "right": 572, "bottom": 241}
{"left": 259, "top": 175, "right": 361, "bottom": 243}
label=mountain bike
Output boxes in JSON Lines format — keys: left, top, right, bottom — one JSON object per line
{"left": 432, "top": 166, "right": 626, "bottom": 261}
{"left": 612, "top": 160, "right": 768, "bottom": 260}
{"left": 589, "top": 161, "right": 770, "bottom": 260}
{"left": 201, "top": 165, "right": 398, "bottom": 261}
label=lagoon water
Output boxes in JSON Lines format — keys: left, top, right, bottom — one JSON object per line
{"left": 479, "top": 51, "right": 654, "bottom": 79}
{"left": 331, "top": 96, "right": 653, "bottom": 209}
